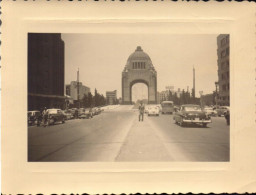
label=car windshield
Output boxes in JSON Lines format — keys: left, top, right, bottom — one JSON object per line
{"left": 184, "top": 106, "right": 201, "bottom": 111}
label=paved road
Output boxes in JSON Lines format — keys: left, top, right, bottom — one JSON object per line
{"left": 28, "top": 105, "right": 229, "bottom": 162}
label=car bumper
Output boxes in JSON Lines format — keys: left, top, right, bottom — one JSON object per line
{"left": 182, "top": 119, "right": 211, "bottom": 123}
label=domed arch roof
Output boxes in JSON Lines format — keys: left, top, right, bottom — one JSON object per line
{"left": 127, "top": 46, "right": 152, "bottom": 62}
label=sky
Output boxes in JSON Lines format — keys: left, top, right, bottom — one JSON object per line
{"left": 62, "top": 34, "right": 218, "bottom": 100}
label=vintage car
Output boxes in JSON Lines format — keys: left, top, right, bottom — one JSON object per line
{"left": 78, "top": 108, "right": 93, "bottom": 119}
{"left": 173, "top": 104, "right": 211, "bottom": 127}
{"left": 203, "top": 106, "right": 217, "bottom": 117}
{"left": 28, "top": 110, "right": 41, "bottom": 126}
{"left": 144, "top": 105, "right": 149, "bottom": 114}
{"left": 46, "top": 109, "right": 65, "bottom": 125}
{"left": 91, "top": 107, "right": 98, "bottom": 116}
{"left": 216, "top": 106, "right": 229, "bottom": 117}
{"left": 148, "top": 106, "right": 160, "bottom": 116}
{"left": 63, "top": 110, "right": 73, "bottom": 120}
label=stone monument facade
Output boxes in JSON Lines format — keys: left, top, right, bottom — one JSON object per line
{"left": 122, "top": 46, "right": 157, "bottom": 104}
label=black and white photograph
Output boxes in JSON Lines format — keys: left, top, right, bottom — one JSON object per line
{"left": 28, "top": 33, "right": 230, "bottom": 162}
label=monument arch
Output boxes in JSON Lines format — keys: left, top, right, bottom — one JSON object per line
{"left": 122, "top": 46, "right": 157, "bottom": 104}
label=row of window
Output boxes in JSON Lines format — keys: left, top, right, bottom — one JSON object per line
{"left": 132, "top": 62, "right": 146, "bottom": 69}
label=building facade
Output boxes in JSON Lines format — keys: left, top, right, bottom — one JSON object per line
{"left": 28, "top": 33, "right": 65, "bottom": 111}
{"left": 66, "top": 81, "right": 90, "bottom": 101}
{"left": 217, "top": 34, "right": 230, "bottom": 106}
{"left": 106, "top": 90, "right": 117, "bottom": 105}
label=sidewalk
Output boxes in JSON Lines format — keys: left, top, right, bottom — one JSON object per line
{"left": 115, "top": 115, "right": 174, "bottom": 161}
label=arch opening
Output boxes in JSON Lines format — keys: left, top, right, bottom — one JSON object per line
{"left": 131, "top": 82, "right": 149, "bottom": 105}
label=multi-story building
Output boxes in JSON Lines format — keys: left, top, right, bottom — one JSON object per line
{"left": 157, "top": 87, "right": 182, "bottom": 104}
{"left": 28, "top": 33, "right": 65, "bottom": 111}
{"left": 217, "top": 34, "right": 230, "bottom": 106}
{"left": 106, "top": 90, "right": 117, "bottom": 105}
{"left": 66, "top": 81, "right": 90, "bottom": 101}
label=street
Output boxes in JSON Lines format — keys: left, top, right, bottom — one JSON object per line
{"left": 28, "top": 105, "right": 229, "bottom": 162}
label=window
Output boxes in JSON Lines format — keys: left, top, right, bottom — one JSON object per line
{"left": 222, "top": 74, "right": 225, "bottom": 80}
{"left": 226, "top": 47, "right": 229, "bottom": 56}
{"left": 221, "top": 50, "right": 226, "bottom": 58}
{"left": 221, "top": 62, "right": 225, "bottom": 69}
{"left": 222, "top": 84, "right": 226, "bottom": 91}
{"left": 226, "top": 71, "right": 229, "bottom": 79}
{"left": 221, "top": 38, "right": 226, "bottom": 46}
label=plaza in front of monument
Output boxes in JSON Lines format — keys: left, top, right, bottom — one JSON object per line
{"left": 28, "top": 34, "right": 230, "bottom": 162}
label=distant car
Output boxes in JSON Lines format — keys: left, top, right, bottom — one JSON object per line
{"left": 161, "top": 101, "right": 174, "bottom": 114}
{"left": 96, "top": 107, "right": 102, "bottom": 115}
{"left": 148, "top": 106, "right": 160, "bottom": 116}
{"left": 173, "top": 104, "right": 211, "bottom": 127}
{"left": 203, "top": 106, "right": 217, "bottom": 117}
{"left": 79, "top": 108, "right": 93, "bottom": 119}
{"left": 63, "top": 110, "right": 73, "bottom": 120}
{"left": 92, "top": 107, "right": 98, "bottom": 116}
{"left": 28, "top": 110, "right": 41, "bottom": 126}
{"left": 216, "top": 106, "right": 229, "bottom": 117}
{"left": 46, "top": 109, "right": 65, "bottom": 125}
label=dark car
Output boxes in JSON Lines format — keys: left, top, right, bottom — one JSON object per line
{"left": 28, "top": 111, "right": 41, "bottom": 126}
{"left": 173, "top": 104, "right": 211, "bottom": 127}
{"left": 46, "top": 109, "right": 65, "bottom": 125}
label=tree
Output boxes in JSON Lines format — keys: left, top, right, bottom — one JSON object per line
{"left": 88, "top": 92, "right": 93, "bottom": 107}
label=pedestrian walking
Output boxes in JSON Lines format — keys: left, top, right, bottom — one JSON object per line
{"left": 138, "top": 102, "right": 145, "bottom": 122}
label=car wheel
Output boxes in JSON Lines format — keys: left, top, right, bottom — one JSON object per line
{"left": 62, "top": 120, "right": 65, "bottom": 123}
{"left": 202, "top": 123, "right": 207, "bottom": 127}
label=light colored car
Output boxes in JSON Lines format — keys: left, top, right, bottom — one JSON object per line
{"left": 78, "top": 108, "right": 93, "bottom": 119}
{"left": 63, "top": 110, "right": 73, "bottom": 120}
{"left": 148, "top": 106, "right": 160, "bottom": 116}
{"left": 46, "top": 109, "right": 65, "bottom": 125}
{"left": 203, "top": 106, "right": 217, "bottom": 117}
{"left": 216, "top": 106, "right": 229, "bottom": 117}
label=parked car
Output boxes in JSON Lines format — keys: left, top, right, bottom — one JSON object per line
{"left": 96, "top": 107, "right": 102, "bottom": 115}
{"left": 203, "top": 106, "right": 217, "bottom": 117}
{"left": 144, "top": 105, "right": 149, "bottom": 114}
{"left": 46, "top": 109, "right": 65, "bottom": 125}
{"left": 63, "top": 110, "right": 73, "bottom": 120}
{"left": 78, "top": 108, "right": 93, "bottom": 119}
{"left": 148, "top": 106, "right": 160, "bottom": 116}
{"left": 216, "top": 106, "right": 229, "bottom": 117}
{"left": 173, "top": 104, "right": 211, "bottom": 127}
{"left": 92, "top": 107, "right": 98, "bottom": 116}
{"left": 28, "top": 110, "right": 41, "bottom": 126}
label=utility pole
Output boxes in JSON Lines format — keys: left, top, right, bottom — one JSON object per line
{"left": 77, "top": 68, "right": 80, "bottom": 108}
